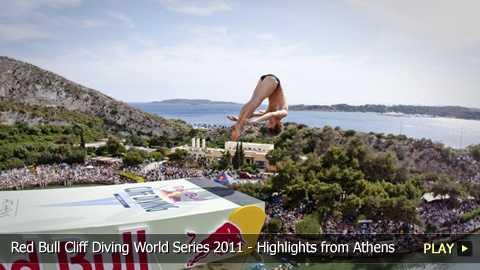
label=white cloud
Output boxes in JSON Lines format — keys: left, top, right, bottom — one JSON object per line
{"left": 156, "top": 0, "right": 232, "bottom": 16}
{"left": 0, "top": 0, "right": 82, "bottom": 17}
{"left": 29, "top": 25, "right": 480, "bottom": 108}
{"left": 79, "top": 19, "right": 103, "bottom": 29}
{"left": 348, "top": 0, "right": 480, "bottom": 49}
{"left": 0, "top": 24, "right": 54, "bottom": 41}
{"left": 106, "top": 11, "right": 135, "bottom": 28}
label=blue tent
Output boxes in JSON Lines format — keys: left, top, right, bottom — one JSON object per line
{"left": 215, "top": 172, "right": 237, "bottom": 185}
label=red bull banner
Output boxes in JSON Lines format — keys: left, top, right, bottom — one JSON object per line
{"left": 0, "top": 179, "right": 265, "bottom": 270}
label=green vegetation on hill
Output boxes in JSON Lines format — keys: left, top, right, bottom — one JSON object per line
{"left": 0, "top": 101, "right": 105, "bottom": 128}
{"left": 231, "top": 123, "right": 480, "bottom": 228}
{"left": 0, "top": 123, "right": 97, "bottom": 170}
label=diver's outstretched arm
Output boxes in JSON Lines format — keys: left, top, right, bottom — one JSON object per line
{"left": 247, "top": 110, "right": 288, "bottom": 124}
{"left": 226, "top": 110, "right": 266, "bottom": 122}
{"left": 252, "top": 110, "right": 267, "bottom": 116}
{"left": 226, "top": 115, "right": 238, "bottom": 122}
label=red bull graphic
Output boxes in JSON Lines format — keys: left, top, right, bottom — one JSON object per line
{"left": 1, "top": 228, "right": 150, "bottom": 270}
{"left": 214, "top": 172, "right": 237, "bottom": 185}
{"left": 159, "top": 190, "right": 182, "bottom": 203}
{"left": 37, "top": 185, "right": 207, "bottom": 213}
{"left": 159, "top": 186, "right": 207, "bottom": 203}
{"left": 185, "top": 221, "right": 246, "bottom": 268}
{"left": 1, "top": 181, "right": 265, "bottom": 270}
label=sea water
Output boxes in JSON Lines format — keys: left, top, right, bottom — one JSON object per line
{"left": 129, "top": 103, "right": 480, "bottom": 148}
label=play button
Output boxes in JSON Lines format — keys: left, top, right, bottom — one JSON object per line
{"left": 457, "top": 241, "right": 473, "bottom": 256}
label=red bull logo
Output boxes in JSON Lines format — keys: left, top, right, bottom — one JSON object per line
{"left": 185, "top": 221, "right": 246, "bottom": 268}
{"left": 159, "top": 190, "right": 182, "bottom": 203}
{"left": 158, "top": 186, "right": 207, "bottom": 203}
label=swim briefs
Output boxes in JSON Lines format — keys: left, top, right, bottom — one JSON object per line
{"left": 260, "top": 74, "right": 280, "bottom": 89}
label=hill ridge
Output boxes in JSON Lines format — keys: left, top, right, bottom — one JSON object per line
{"left": 0, "top": 56, "right": 189, "bottom": 137}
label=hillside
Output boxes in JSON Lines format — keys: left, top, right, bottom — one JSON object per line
{"left": 152, "top": 99, "right": 239, "bottom": 105}
{"left": 290, "top": 104, "right": 480, "bottom": 120}
{"left": 0, "top": 56, "right": 189, "bottom": 137}
{"left": 206, "top": 122, "right": 478, "bottom": 180}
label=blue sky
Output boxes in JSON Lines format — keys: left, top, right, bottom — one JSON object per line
{"left": 1, "top": 0, "right": 479, "bottom": 107}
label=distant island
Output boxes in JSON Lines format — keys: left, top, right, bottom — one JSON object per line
{"left": 152, "top": 99, "right": 240, "bottom": 105}
{"left": 289, "top": 104, "right": 480, "bottom": 121}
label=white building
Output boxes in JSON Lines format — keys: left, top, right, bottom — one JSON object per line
{"left": 173, "top": 138, "right": 275, "bottom": 171}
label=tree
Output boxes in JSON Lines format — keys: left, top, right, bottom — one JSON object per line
{"left": 128, "top": 147, "right": 149, "bottom": 159}
{"left": 321, "top": 146, "right": 349, "bottom": 169}
{"left": 389, "top": 196, "right": 421, "bottom": 225}
{"left": 105, "top": 136, "right": 126, "bottom": 157}
{"left": 218, "top": 151, "right": 231, "bottom": 171}
{"left": 343, "top": 194, "right": 363, "bottom": 216}
{"left": 288, "top": 179, "right": 309, "bottom": 203}
{"left": 359, "top": 181, "right": 389, "bottom": 199}
{"left": 272, "top": 157, "right": 300, "bottom": 191}
{"left": 318, "top": 165, "right": 364, "bottom": 194}
{"left": 310, "top": 181, "right": 342, "bottom": 209}
{"left": 316, "top": 127, "right": 336, "bottom": 155}
{"left": 266, "top": 148, "right": 288, "bottom": 166}
{"left": 302, "top": 153, "right": 322, "bottom": 182}
{"left": 344, "top": 130, "right": 356, "bottom": 137}
{"left": 346, "top": 137, "right": 370, "bottom": 169}
{"left": 429, "top": 174, "right": 467, "bottom": 205}
{"left": 126, "top": 135, "right": 146, "bottom": 147}
{"left": 188, "top": 128, "right": 198, "bottom": 138}
{"left": 267, "top": 218, "right": 282, "bottom": 233}
{"left": 238, "top": 142, "right": 245, "bottom": 166}
{"left": 168, "top": 149, "right": 189, "bottom": 164}
{"left": 363, "top": 151, "right": 397, "bottom": 182}
{"left": 469, "top": 144, "right": 480, "bottom": 161}
{"left": 123, "top": 152, "right": 144, "bottom": 167}
{"left": 1, "top": 158, "right": 25, "bottom": 170}
{"left": 73, "top": 123, "right": 86, "bottom": 149}
{"left": 56, "top": 135, "right": 73, "bottom": 145}
{"left": 287, "top": 132, "right": 306, "bottom": 161}
{"left": 65, "top": 148, "right": 86, "bottom": 163}
{"left": 295, "top": 215, "right": 322, "bottom": 239}
{"left": 149, "top": 136, "right": 168, "bottom": 148}
{"left": 13, "top": 145, "right": 29, "bottom": 159}
{"left": 244, "top": 163, "right": 259, "bottom": 174}
{"left": 149, "top": 151, "right": 164, "bottom": 161}
{"left": 232, "top": 143, "right": 242, "bottom": 170}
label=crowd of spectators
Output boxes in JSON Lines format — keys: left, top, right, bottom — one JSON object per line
{"left": 135, "top": 162, "right": 213, "bottom": 181}
{"left": 264, "top": 200, "right": 316, "bottom": 233}
{"left": 0, "top": 159, "right": 221, "bottom": 190}
{"left": 265, "top": 197, "right": 480, "bottom": 234}
{"left": 0, "top": 161, "right": 125, "bottom": 190}
{"left": 262, "top": 196, "right": 480, "bottom": 257}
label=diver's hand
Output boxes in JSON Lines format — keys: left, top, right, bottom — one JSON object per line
{"left": 226, "top": 115, "right": 238, "bottom": 122}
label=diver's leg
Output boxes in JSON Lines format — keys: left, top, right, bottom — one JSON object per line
{"left": 231, "top": 76, "right": 278, "bottom": 140}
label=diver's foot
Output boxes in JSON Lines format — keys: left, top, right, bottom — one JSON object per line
{"left": 231, "top": 124, "right": 239, "bottom": 141}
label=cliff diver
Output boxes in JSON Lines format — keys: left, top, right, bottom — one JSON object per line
{"left": 227, "top": 74, "right": 288, "bottom": 141}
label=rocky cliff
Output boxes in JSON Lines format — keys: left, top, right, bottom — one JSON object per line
{"left": 0, "top": 56, "right": 189, "bottom": 137}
